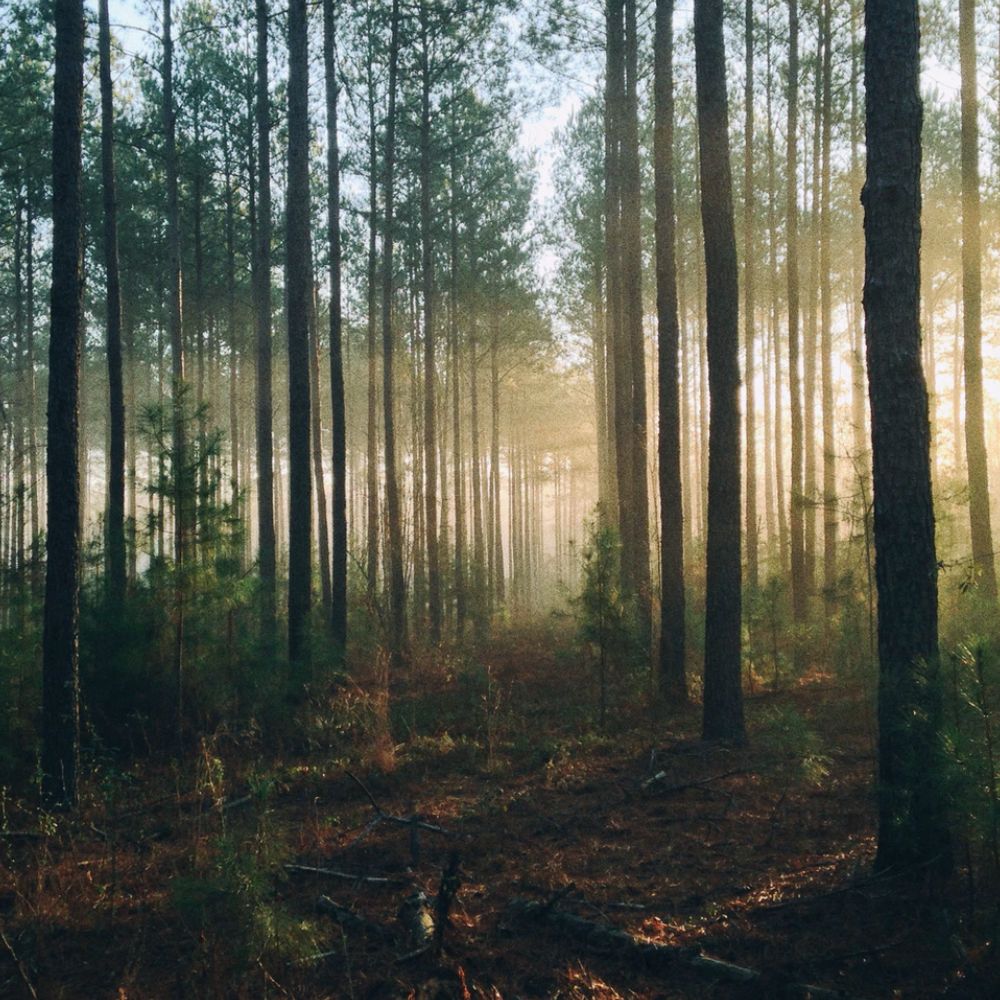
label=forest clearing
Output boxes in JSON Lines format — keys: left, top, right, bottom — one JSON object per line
{"left": 3, "top": 0, "right": 1000, "bottom": 995}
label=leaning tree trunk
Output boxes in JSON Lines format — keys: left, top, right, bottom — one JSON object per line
{"left": 695, "top": 0, "right": 745, "bottom": 744}
{"left": 42, "top": 0, "right": 85, "bottom": 809}
{"left": 863, "top": 0, "right": 951, "bottom": 875}
{"left": 654, "top": 0, "right": 686, "bottom": 702}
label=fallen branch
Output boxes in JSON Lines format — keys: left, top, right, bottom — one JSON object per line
{"left": 502, "top": 898, "right": 861, "bottom": 1000}
{"left": 344, "top": 772, "right": 452, "bottom": 864}
{"left": 641, "top": 767, "right": 754, "bottom": 794}
{"left": 285, "top": 864, "right": 409, "bottom": 886}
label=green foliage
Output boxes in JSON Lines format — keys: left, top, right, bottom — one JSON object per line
{"left": 943, "top": 640, "right": 1000, "bottom": 877}
{"left": 170, "top": 829, "right": 316, "bottom": 967}
{"left": 755, "top": 705, "right": 831, "bottom": 787}
{"left": 573, "top": 515, "right": 641, "bottom": 726}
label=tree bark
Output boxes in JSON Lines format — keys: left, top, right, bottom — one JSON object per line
{"left": 163, "top": 0, "right": 186, "bottom": 744}
{"left": 959, "top": 0, "right": 998, "bottom": 601}
{"left": 99, "top": 0, "right": 125, "bottom": 608}
{"left": 419, "top": 3, "right": 442, "bottom": 644}
{"left": 42, "top": 0, "right": 85, "bottom": 808}
{"left": 382, "top": 0, "right": 408, "bottom": 666}
{"left": 621, "top": 0, "right": 652, "bottom": 651}
{"left": 324, "top": 0, "right": 348, "bottom": 657}
{"left": 655, "top": 0, "right": 686, "bottom": 702}
{"left": 787, "top": 0, "right": 805, "bottom": 625}
{"left": 286, "top": 0, "right": 314, "bottom": 674}
{"left": 695, "top": 0, "right": 745, "bottom": 744}
{"left": 743, "top": 0, "right": 758, "bottom": 593}
{"left": 820, "top": 0, "right": 836, "bottom": 613}
{"left": 863, "top": 0, "right": 951, "bottom": 875}
{"left": 254, "top": 0, "right": 277, "bottom": 648}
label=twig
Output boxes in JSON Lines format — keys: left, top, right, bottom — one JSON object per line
{"left": 344, "top": 771, "right": 453, "bottom": 845}
{"left": 0, "top": 922, "right": 38, "bottom": 1000}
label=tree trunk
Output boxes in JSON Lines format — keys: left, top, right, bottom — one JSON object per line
{"left": 365, "top": 22, "right": 380, "bottom": 607}
{"left": 959, "top": 0, "right": 998, "bottom": 601}
{"left": 286, "top": 0, "right": 314, "bottom": 674}
{"left": 606, "top": 0, "right": 630, "bottom": 555}
{"left": 863, "top": 0, "right": 951, "bottom": 875}
{"left": 820, "top": 0, "right": 836, "bottom": 613}
{"left": 99, "top": 0, "right": 125, "bottom": 608}
{"left": 324, "top": 0, "right": 348, "bottom": 659}
{"left": 695, "top": 0, "right": 745, "bottom": 744}
{"left": 621, "top": 0, "right": 652, "bottom": 651}
{"left": 163, "top": 0, "right": 186, "bottom": 745}
{"left": 382, "top": 0, "right": 408, "bottom": 666}
{"left": 419, "top": 4, "right": 441, "bottom": 644}
{"left": 254, "top": 0, "right": 277, "bottom": 648}
{"left": 743, "top": 0, "right": 758, "bottom": 593}
{"left": 42, "top": 0, "right": 85, "bottom": 808}
{"left": 310, "top": 289, "right": 332, "bottom": 615}
{"left": 654, "top": 0, "right": 686, "bottom": 702}
{"left": 787, "top": 0, "right": 805, "bottom": 624}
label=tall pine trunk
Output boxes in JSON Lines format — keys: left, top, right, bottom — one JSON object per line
{"left": 419, "top": 4, "right": 442, "bottom": 643}
{"left": 254, "top": 0, "right": 277, "bottom": 648}
{"left": 99, "top": 0, "right": 125, "bottom": 608}
{"left": 286, "top": 0, "right": 314, "bottom": 674}
{"left": 42, "top": 0, "right": 85, "bottom": 808}
{"left": 959, "top": 0, "right": 998, "bottom": 601}
{"left": 382, "top": 0, "right": 408, "bottom": 665}
{"left": 655, "top": 0, "right": 686, "bottom": 701}
{"left": 695, "top": 0, "right": 745, "bottom": 744}
{"left": 324, "top": 0, "right": 348, "bottom": 659}
{"left": 863, "top": 0, "right": 951, "bottom": 875}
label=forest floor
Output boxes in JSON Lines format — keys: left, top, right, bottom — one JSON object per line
{"left": 1, "top": 620, "right": 998, "bottom": 999}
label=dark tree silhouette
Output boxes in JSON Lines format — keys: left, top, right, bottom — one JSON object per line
{"left": 383, "top": 0, "right": 408, "bottom": 667}
{"left": 863, "top": 0, "right": 951, "bottom": 874}
{"left": 42, "top": 0, "right": 85, "bottom": 808}
{"left": 254, "top": 0, "right": 277, "bottom": 648}
{"left": 324, "top": 0, "right": 348, "bottom": 659}
{"left": 695, "top": 0, "right": 745, "bottom": 744}
{"left": 286, "top": 0, "right": 313, "bottom": 673}
{"left": 654, "top": 0, "right": 686, "bottom": 702}
{"left": 99, "top": 0, "right": 125, "bottom": 609}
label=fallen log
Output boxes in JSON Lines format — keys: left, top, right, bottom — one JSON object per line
{"left": 502, "top": 897, "right": 861, "bottom": 1000}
